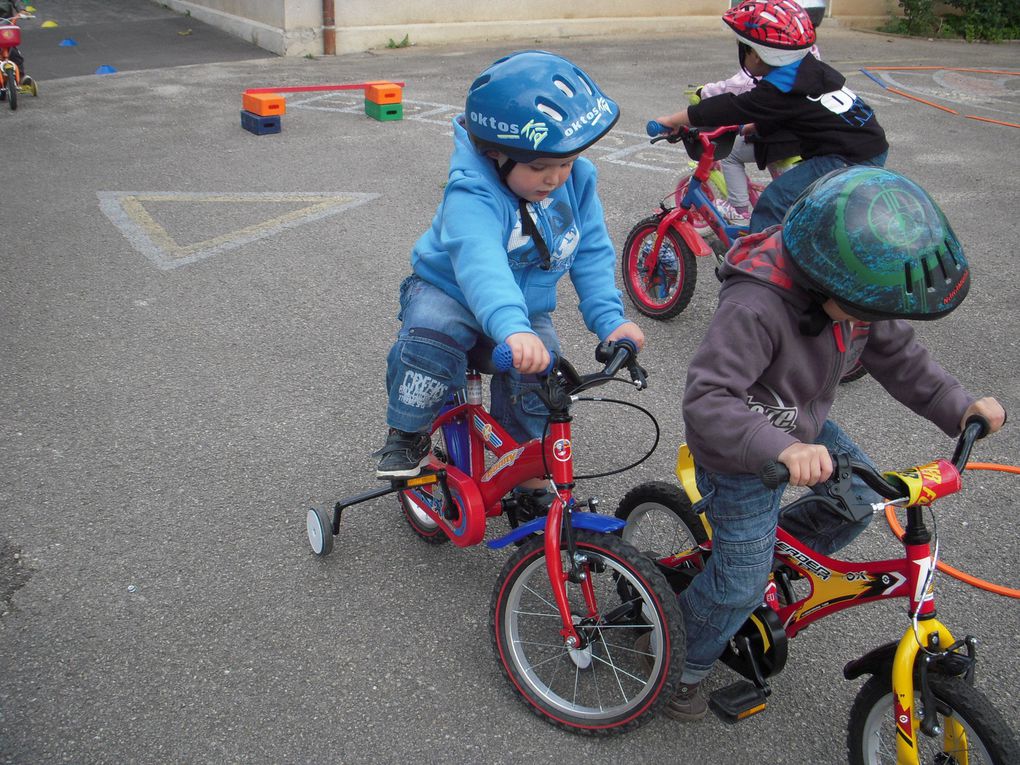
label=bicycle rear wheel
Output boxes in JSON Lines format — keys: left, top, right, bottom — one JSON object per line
{"left": 621, "top": 215, "right": 697, "bottom": 320}
{"left": 847, "top": 673, "right": 1020, "bottom": 764}
{"left": 398, "top": 433, "right": 452, "bottom": 545}
{"left": 491, "top": 529, "right": 684, "bottom": 735}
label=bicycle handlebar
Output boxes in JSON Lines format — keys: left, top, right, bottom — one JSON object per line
{"left": 492, "top": 338, "right": 647, "bottom": 393}
{"left": 759, "top": 417, "right": 993, "bottom": 498}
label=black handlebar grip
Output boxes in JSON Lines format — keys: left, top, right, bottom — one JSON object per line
{"left": 963, "top": 414, "right": 991, "bottom": 438}
{"left": 760, "top": 461, "right": 790, "bottom": 489}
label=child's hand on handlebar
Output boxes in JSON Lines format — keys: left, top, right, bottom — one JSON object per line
{"left": 777, "top": 442, "right": 833, "bottom": 487}
{"left": 606, "top": 321, "right": 645, "bottom": 351}
{"left": 504, "top": 332, "right": 552, "bottom": 375}
{"left": 653, "top": 110, "right": 691, "bottom": 133}
{"left": 962, "top": 397, "right": 1007, "bottom": 434}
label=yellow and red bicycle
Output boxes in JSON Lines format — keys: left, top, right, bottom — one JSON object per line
{"left": 616, "top": 417, "right": 1019, "bottom": 763}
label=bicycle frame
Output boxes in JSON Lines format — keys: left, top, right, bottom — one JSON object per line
{"left": 397, "top": 366, "right": 626, "bottom": 646}
{"left": 639, "top": 126, "right": 752, "bottom": 283}
{"left": 671, "top": 451, "right": 977, "bottom": 763}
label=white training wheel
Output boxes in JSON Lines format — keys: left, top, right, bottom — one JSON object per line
{"left": 306, "top": 507, "right": 334, "bottom": 556}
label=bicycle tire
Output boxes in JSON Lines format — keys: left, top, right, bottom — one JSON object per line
{"left": 5, "top": 69, "right": 17, "bottom": 111}
{"left": 847, "top": 672, "right": 1020, "bottom": 765}
{"left": 615, "top": 481, "right": 706, "bottom": 559}
{"left": 398, "top": 438, "right": 452, "bottom": 545}
{"left": 621, "top": 216, "right": 697, "bottom": 320}
{"left": 490, "top": 529, "right": 684, "bottom": 735}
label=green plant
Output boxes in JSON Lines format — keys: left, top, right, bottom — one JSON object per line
{"left": 886, "top": 0, "right": 1020, "bottom": 41}
{"left": 897, "top": 0, "right": 940, "bottom": 36}
{"left": 386, "top": 34, "right": 411, "bottom": 49}
{"left": 944, "top": 0, "right": 1020, "bottom": 41}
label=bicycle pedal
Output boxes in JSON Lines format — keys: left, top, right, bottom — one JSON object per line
{"left": 708, "top": 680, "right": 768, "bottom": 724}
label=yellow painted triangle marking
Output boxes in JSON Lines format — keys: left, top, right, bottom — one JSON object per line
{"left": 98, "top": 191, "right": 380, "bottom": 270}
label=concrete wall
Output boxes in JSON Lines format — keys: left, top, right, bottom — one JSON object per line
{"left": 156, "top": 0, "right": 901, "bottom": 57}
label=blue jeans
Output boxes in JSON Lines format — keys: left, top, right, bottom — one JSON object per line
{"left": 678, "top": 420, "right": 880, "bottom": 683}
{"left": 749, "top": 151, "right": 888, "bottom": 233}
{"left": 385, "top": 276, "right": 560, "bottom": 442}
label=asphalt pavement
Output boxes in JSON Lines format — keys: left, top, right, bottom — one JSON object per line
{"left": 2, "top": 1, "right": 1019, "bottom": 763}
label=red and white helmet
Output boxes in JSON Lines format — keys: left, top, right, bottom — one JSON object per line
{"left": 723, "top": 0, "right": 816, "bottom": 67}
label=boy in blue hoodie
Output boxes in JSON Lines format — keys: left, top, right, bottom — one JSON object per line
{"left": 667, "top": 166, "right": 1006, "bottom": 721}
{"left": 375, "top": 51, "right": 643, "bottom": 480}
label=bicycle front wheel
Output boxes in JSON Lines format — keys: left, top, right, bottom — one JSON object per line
{"left": 5, "top": 69, "right": 17, "bottom": 111}
{"left": 621, "top": 216, "right": 697, "bottom": 320}
{"left": 847, "top": 673, "right": 1020, "bottom": 764}
{"left": 490, "top": 529, "right": 684, "bottom": 735}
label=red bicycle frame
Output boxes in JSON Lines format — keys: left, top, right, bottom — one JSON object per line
{"left": 399, "top": 367, "right": 618, "bottom": 646}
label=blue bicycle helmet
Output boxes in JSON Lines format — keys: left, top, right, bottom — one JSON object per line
{"left": 782, "top": 166, "right": 969, "bottom": 321}
{"left": 465, "top": 50, "right": 620, "bottom": 164}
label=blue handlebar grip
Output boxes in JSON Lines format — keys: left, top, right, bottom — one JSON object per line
{"left": 492, "top": 343, "right": 514, "bottom": 373}
{"left": 646, "top": 120, "right": 669, "bottom": 137}
{"left": 492, "top": 343, "right": 556, "bottom": 376}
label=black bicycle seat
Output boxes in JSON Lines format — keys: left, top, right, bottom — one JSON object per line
{"left": 683, "top": 128, "right": 738, "bottom": 163}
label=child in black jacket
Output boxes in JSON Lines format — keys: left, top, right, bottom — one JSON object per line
{"left": 655, "top": 0, "right": 887, "bottom": 233}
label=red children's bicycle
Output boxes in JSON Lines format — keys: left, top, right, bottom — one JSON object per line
{"left": 0, "top": 14, "right": 38, "bottom": 111}
{"left": 616, "top": 418, "right": 1019, "bottom": 763}
{"left": 307, "top": 340, "right": 685, "bottom": 735}
{"left": 621, "top": 123, "right": 750, "bottom": 320}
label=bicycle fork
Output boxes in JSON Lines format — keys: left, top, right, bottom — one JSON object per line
{"left": 890, "top": 619, "right": 977, "bottom": 765}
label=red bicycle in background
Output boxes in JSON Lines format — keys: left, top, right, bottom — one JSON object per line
{"left": 0, "top": 13, "right": 38, "bottom": 111}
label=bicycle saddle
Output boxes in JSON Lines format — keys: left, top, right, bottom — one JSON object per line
{"left": 682, "top": 128, "right": 737, "bottom": 162}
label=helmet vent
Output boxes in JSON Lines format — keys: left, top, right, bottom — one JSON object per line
{"left": 920, "top": 258, "right": 934, "bottom": 290}
{"left": 552, "top": 76, "right": 575, "bottom": 98}
{"left": 934, "top": 250, "right": 950, "bottom": 282}
{"left": 535, "top": 99, "right": 565, "bottom": 122}
{"left": 945, "top": 238, "right": 962, "bottom": 268}
{"left": 904, "top": 262, "right": 914, "bottom": 293}
{"left": 574, "top": 70, "right": 595, "bottom": 96}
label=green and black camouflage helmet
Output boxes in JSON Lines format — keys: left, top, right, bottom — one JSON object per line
{"left": 782, "top": 166, "right": 969, "bottom": 321}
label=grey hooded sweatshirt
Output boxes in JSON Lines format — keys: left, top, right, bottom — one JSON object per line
{"left": 682, "top": 228, "right": 975, "bottom": 475}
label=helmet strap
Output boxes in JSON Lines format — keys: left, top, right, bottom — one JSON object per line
{"left": 496, "top": 156, "right": 517, "bottom": 184}
{"left": 518, "top": 198, "right": 552, "bottom": 270}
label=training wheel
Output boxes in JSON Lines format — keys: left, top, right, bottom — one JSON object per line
{"left": 306, "top": 506, "right": 334, "bottom": 556}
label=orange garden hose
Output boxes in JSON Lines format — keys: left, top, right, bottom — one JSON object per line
{"left": 884, "top": 462, "right": 1020, "bottom": 598}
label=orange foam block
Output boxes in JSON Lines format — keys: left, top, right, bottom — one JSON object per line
{"left": 242, "top": 92, "right": 286, "bottom": 117}
{"left": 365, "top": 82, "right": 403, "bottom": 105}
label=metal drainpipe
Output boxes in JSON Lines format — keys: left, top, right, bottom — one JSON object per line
{"left": 322, "top": 0, "right": 336, "bottom": 55}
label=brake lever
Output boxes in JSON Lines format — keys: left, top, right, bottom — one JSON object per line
{"left": 628, "top": 360, "right": 648, "bottom": 390}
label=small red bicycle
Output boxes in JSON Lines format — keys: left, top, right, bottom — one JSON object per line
{"left": 307, "top": 340, "right": 685, "bottom": 735}
{"left": 621, "top": 123, "right": 750, "bottom": 320}
{"left": 0, "top": 13, "right": 38, "bottom": 111}
{"left": 616, "top": 418, "right": 1019, "bottom": 763}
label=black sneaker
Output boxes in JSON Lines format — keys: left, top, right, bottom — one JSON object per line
{"left": 374, "top": 429, "right": 431, "bottom": 479}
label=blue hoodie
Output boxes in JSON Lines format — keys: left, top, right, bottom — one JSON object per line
{"left": 410, "top": 116, "right": 626, "bottom": 344}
